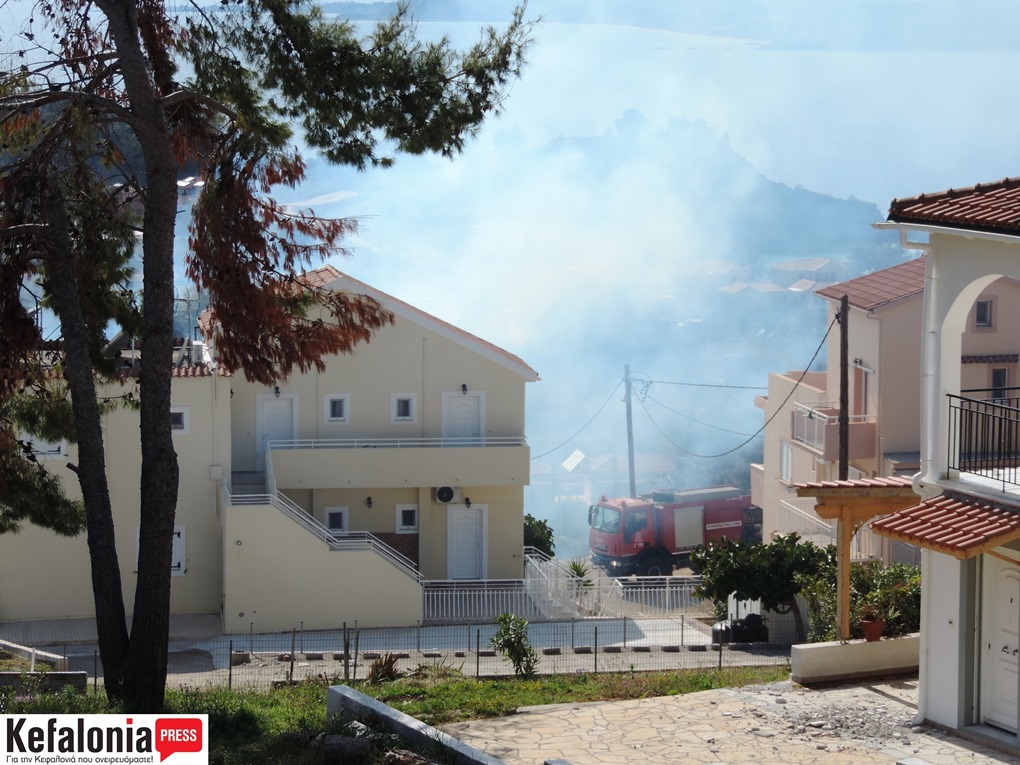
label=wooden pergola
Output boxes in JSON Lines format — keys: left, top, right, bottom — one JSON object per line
{"left": 794, "top": 477, "right": 918, "bottom": 641}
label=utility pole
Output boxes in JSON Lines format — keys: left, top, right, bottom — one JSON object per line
{"left": 624, "top": 364, "right": 637, "bottom": 498}
{"left": 839, "top": 293, "right": 849, "bottom": 481}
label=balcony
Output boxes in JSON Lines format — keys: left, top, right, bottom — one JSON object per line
{"left": 947, "top": 388, "right": 1020, "bottom": 493}
{"left": 790, "top": 402, "right": 876, "bottom": 462}
{"left": 266, "top": 436, "right": 531, "bottom": 490}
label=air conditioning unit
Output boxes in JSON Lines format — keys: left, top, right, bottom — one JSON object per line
{"left": 433, "top": 486, "right": 461, "bottom": 503}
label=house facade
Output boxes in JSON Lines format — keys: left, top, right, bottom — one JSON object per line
{"left": 865, "top": 179, "right": 1020, "bottom": 750}
{"left": 0, "top": 266, "right": 539, "bottom": 633}
{"left": 752, "top": 256, "right": 1020, "bottom": 564}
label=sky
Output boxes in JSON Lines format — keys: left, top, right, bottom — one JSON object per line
{"left": 9, "top": 0, "right": 1020, "bottom": 550}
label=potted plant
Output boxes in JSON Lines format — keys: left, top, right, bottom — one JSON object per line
{"left": 860, "top": 590, "right": 900, "bottom": 642}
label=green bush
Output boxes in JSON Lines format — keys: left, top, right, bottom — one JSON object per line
{"left": 798, "top": 558, "right": 921, "bottom": 641}
{"left": 490, "top": 612, "right": 539, "bottom": 678}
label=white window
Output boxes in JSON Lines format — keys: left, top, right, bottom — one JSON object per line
{"left": 170, "top": 407, "right": 189, "bottom": 434}
{"left": 391, "top": 393, "right": 417, "bottom": 423}
{"left": 992, "top": 368, "right": 1009, "bottom": 401}
{"left": 780, "top": 442, "right": 793, "bottom": 484}
{"left": 976, "top": 299, "right": 993, "bottom": 328}
{"left": 396, "top": 504, "right": 419, "bottom": 533}
{"left": 324, "top": 395, "right": 349, "bottom": 423}
{"left": 325, "top": 506, "right": 349, "bottom": 532}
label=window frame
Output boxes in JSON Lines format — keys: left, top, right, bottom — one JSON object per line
{"left": 325, "top": 506, "right": 349, "bottom": 533}
{"left": 780, "top": 442, "right": 793, "bottom": 484}
{"left": 395, "top": 504, "right": 419, "bottom": 534}
{"left": 391, "top": 393, "right": 417, "bottom": 424}
{"left": 170, "top": 406, "right": 189, "bottom": 434}
{"left": 975, "top": 298, "right": 994, "bottom": 328}
{"left": 323, "top": 394, "right": 350, "bottom": 423}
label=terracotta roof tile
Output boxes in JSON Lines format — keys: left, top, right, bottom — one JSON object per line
{"left": 871, "top": 491, "right": 1020, "bottom": 558}
{"left": 888, "top": 177, "right": 1020, "bottom": 236}
{"left": 795, "top": 476, "right": 915, "bottom": 491}
{"left": 961, "top": 354, "right": 1019, "bottom": 364}
{"left": 815, "top": 257, "right": 926, "bottom": 311}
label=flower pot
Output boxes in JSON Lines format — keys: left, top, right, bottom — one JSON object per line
{"left": 861, "top": 619, "right": 886, "bottom": 642}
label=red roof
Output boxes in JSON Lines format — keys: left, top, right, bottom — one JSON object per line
{"left": 888, "top": 177, "right": 1020, "bottom": 236}
{"left": 795, "top": 476, "right": 915, "bottom": 491}
{"left": 815, "top": 257, "right": 925, "bottom": 311}
{"left": 870, "top": 491, "right": 1020, "bottom": 558}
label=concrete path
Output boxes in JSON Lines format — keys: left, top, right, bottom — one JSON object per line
{"left": 444, "top": 678, "right": 1020, "bottom": 765}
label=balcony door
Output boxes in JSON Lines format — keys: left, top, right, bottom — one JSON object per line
{"left": 256, "top": 393, "right": 297, "bottom": 471}
{"left": 443, "top": 391, "right": 484, "bottom": 443}
{"left": 982, "top": 553, "right": 1019, "bottom": 732}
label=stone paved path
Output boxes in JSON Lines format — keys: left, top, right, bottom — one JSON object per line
{"left": 444, "top": 678, "right": 1020, "bottom": 765}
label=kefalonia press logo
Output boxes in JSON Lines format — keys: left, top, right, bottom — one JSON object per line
{"left": 1, "top": 714, "right": 208, "bottom": 764}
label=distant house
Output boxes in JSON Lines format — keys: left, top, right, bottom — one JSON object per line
{"left": 860, "top": 178, "right": 1020, "bottom": 748}
{"left": 0, "top": 266, "right": 539, "bottom": 632}
{"left": 752, "top": 254, "right": 1020, "bottom": 564}
{"left": 769, "top": 257, "right": 850, "bottom": 288}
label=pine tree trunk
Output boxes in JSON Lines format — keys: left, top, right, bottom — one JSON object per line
{"left": 100, "top": 0, "right": 181, "bottom": 711}
{"left": 42, "top": 194, "right": 131, "bottom": 698}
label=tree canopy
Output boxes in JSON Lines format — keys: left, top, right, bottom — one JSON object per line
{"left": 0, "top": 0, "right": 532, "bottom": 710}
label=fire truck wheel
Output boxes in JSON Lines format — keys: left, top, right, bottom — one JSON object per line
{"left": 637, "top": 554, "right": 671, "bottom": 577}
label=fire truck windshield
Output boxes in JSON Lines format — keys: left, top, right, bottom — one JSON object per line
{"left": 589, "top": 504, "right": 621, "bottom": 533}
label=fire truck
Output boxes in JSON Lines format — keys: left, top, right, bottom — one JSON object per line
{"left": 588, "top": 485, "right": 762, "bottom": 577}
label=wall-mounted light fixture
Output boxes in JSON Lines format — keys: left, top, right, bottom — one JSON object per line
{"left": 461, "top": 384, "right": 468, "bottom": 395}
{"left": 274, "top": 385, "right": 281, "bottom": 398}
{"left": 465, "top": 498, "right": 472, "bottom": 509}
{"left": 366, "top": 497, "right": 373, "bottom": 509}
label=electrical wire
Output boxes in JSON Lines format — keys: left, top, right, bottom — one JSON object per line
{"left": 637, "top": 313, "right": 838, "bottom": 459}
{"left": 645, "top": 380, "right": 768, "bottom": 390}
{"left": 530, "top": 377, "right": 624, "bottom": 461}
{"left": 643, "top": 393, "right": 761, "bottom": 438}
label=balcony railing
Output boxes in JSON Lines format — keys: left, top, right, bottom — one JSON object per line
{"left": 948, "top": 388, "right": 1020, "bottom": 491}
{"left": 268, "top": 436, "right": 528, "bottom": 450}
{"left": 790, "top": 402, "right": 876, "bottom": 462}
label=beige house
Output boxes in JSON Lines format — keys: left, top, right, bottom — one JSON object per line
{"left": 752, "top": 255, "right": 1020, "bottom": 562}
{"left": 862, "top": 178, "right": 1020, "bottom": 750}
{"left": 0, "top": 266, "right": 539, "bottom": 632}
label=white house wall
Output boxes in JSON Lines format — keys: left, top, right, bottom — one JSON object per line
{"left": 0, "top": 373, "right": 232, "bottom": 621}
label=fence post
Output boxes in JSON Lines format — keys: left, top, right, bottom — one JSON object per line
{"left": 681, "top": 614, "right": 685, "bottom": 647}
{"left": 571, "top": 618, "right": 575, "bottom": 649}
{"left": 300, "top": 621, "right": 304, "bottom": 654}
{"left": 352, "top": 629, "right": 360, "bottom": 682}
{"left": 476, "top": 629, "right": 481, "bottom": 678}
{"left": 417, "top": 620, "right": 421, "bottom": 653}
{"left": 93, "top": 649, "right": 98, "bottom": 692}
{"left": 623, "top": 616, "right": 627, "bottom": 648}
{"left": 249, "top": 621, "right": 254, "bottom": 655}
{"left": 343, "top": 622, "right": 349, "bottom": 681}
{"left": 228, "top": 639, "right": 233, "bottom": 690}
{"left": 594, "top": 626, "right": 598, "bottom": 675}
{"left": 289, "top": 628, "right": 296, "bottom": 684}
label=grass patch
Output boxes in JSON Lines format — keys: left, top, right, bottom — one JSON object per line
{"left": 0, "top": 664, "right": 789, "bottom": 763}
{"left": 0, "top": 650, "right": 53, "bottom": 672}
{"left": 357, "top": 663, "right": 790, "bottom": 726}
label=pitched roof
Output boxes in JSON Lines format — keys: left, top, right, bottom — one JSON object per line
{"left": 310, "top": 266, "right": 540, "bottom": 382}
{"left": 795, "top": 476, "right": 915, "bottom": 492}
{"left": 814, "top": 257, "right": 926, "bottom": 311}
{"left": 870, "top": 490, "right": 1020, "bottom": 558}
{"left": 887, "top": 177, "right": 1020, "bottom": 236}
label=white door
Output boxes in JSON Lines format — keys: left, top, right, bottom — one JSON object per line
{"left": 444, "top": 393, "right": 482, "bottom": 442}
{"left": 256, "top": 395, "right": 296, "bottom": 471}
{"left": 448, "top": 505, "right": 484, "bottom": 580}
{"left": 982, "top": 555, "right": 1019, "bottom": 731}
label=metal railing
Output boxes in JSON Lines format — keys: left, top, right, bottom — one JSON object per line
{"left": 267, "top": 436, "right": 527, "bottom": 450}
{"left": 791, "top": 401, "right": 874, "bottom": 452}
{"left": 948, "top": 391, "right": 1020, "bottom": 491}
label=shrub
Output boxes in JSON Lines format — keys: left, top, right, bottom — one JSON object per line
{"left": 489, "top": 613, "right": 539, "bottom": 678}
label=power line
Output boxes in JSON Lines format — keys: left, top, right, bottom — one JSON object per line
{"left": 643, "top": 393, "right": 761, "bottom": 438}
{"left": 636, "top": 313, "right": 838, "bottom": 459}
{"left": 645, "top": 380, "right": 768, "bottom": 390}
{"left": 530, "top": 377, "right": 624, "bottom": 461}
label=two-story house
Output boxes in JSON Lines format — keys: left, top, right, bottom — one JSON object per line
{"left": 0, "top": 266, "right": 539, "bottom": 633}
{"left": 753, "top": 255, "right": 1020, "bottom": 565}
{"left": 859, "top": 179, "right": 1020, "bottom": 750}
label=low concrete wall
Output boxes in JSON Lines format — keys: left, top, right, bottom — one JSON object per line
{"left": 791, "top": 634, "right": 919, "bottom": 685}
{"left": 0, "top": 639, "right": 67, "bottom": 671}
{"left": 327, "top": 684, "right": 509, "bottom": 765}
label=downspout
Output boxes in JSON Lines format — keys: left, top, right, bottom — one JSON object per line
{"left": 895, "top": 227, "right": 934, "bottom": 727}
